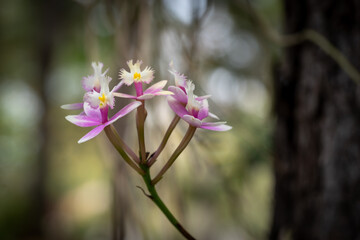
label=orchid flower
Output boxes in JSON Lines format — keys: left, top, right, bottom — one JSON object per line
{"left": 63, "top": 62, "right": 140, "bottom": 143}
{"left": 65, "top": 101, "right": 141, "bottom": 143}
{"left": 116, "top": 60, "right": 173, "bottom": 100}
{"left": 61, "top": 62, "right": 118, "bottom": 111}
{"left": 168, "top": 81, "right": 232, "bottom": 131}
{"left": 167, "top": 65, "right": 188, "bottom": 105}
{"left": 167, "top": 66, "right": 218, "bottom": 117}
{"left": 82, "top": 62, "right": 109, "bottom": 92}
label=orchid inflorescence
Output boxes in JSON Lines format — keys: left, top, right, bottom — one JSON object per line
{"left": 62, "top": 60, "right": 231, "bottom": 239}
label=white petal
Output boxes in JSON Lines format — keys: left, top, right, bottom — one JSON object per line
{"left": 182, "top": 114, "right": 202, "bottom": 127}
{"left": 84, "top": 91, "right": 100, "bottom": 109}
{"left": 119, "top": 69, "right": 134, "bottom": 85}
{"left": 127, "top": 59, "right": 142, "bottom": 73}
{"left": 140, "top": 66, "right": 154, "bottom": 84}
{"left": 208, "top": 112, "right": 219, "bottom": 120}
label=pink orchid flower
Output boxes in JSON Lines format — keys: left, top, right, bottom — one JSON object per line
{"left": 63, "top": 62, "right": 139, "bottom": 143}
{"left": 168, "top": 81, "right": 232, "bottom": 131}
{"left": 61, "top": 62, "right": 120, "bottom": 111}
{"left": 167, "top": 66, "right": 217, "bottom": 118}
{"left": 65, "top": 101, "right": 141, "bottom": 143}
{"left": 116, "top": 60, "right": 173, "bottom": 100}
{"left": 167, "top": 66, "right": 189, "bottom": 105}
{"left": 82, "top": 62, "right": 109, "bottom": 92}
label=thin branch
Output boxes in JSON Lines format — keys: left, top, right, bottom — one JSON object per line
{"left": 242, "top": 0, "right": 360, "bottom": 85}
{"left": 110, "top": 124, "right": 140, "bottom": 164}
{"left": 136, "top": 186, "right": 153, "bottom": 199}
{"left": 104, "top": 125, "right": 144, "bottom": 175}
{"left": 152, "top": 126, "right": 196, "bottom": 185}
{"left": 148, "top": 115, "right": 180, "bottom": 167}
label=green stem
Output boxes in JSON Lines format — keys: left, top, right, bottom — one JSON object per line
{"left": 148, "top": 115, "right": 180, "bottom": 167}
{"left": 104, "top": 125, "right": 144, "bottom": 175}
{"left": 136, "top": 101, "right": 147, "bottom": 163}
{"left": 109, "top": 124, "right": 140, "bottom": 164}
{"left": 141, "top": 165, "right": 196, "bottom": 240}
{"left": 152, "top": 126, "right": 196, "bottom": 185}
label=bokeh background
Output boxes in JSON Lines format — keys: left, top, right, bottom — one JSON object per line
{"left": 1, "top": 0, "right": 281, "bottom": 239}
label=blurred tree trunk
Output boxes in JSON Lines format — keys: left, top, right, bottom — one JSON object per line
{"left": 25, "top": 0, "right": 59, "bottom": 238}
{"left": 271, "top": 1, "right": 360, "bottom": 240}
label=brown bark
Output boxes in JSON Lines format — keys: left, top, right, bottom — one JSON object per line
{"left": 271, "top": 1, "right": 360, "bottom": 240}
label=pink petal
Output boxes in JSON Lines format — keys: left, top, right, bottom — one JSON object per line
{"left": 197, "top": 99, "right": 209, "bottom": 120}
{"left": 154, "top": 90, "right": 173, "bottom": 96}
{"left": 107, "top": 101, "right": 142, "bottom": 125}
{"left": 182, "top": 114, "right": 202, "bottom": 127}
{"left": 200, "top": 122, "right": 232, "bottom": 131}
{"left": 78, "top": 124, "right": 106, "bottom": 143}
{"left": 137, "top": 90, "right": 173, "bottom": 100}
{"left": 61, "top": 103, "right": 83, "bottom": 110}
{"left": 65, "top": 115, "right": 100, "bottom": 127}
{"left": 168, "top": 86, "right": 188, "bottom": 104}
{"left": 113, "top": 92, "right": 137, "bottom": 99}
{"left": 137, "top": 94, "right": 155, "bottom": 100}
{"left": 196, "top": 95, "right": 211, "bottom": 101}
{"left": 144, "top": 80, "right": 167, "bottom": 94}
{"left": 167, "top": 96, "right": 189, "bottom": 118}
{"left": 201, "top": 121, "right": 227, "bottom": 126}
{"left": 84, "top": 102, "right": 102, "bottom": 122}
{"left": 111, "top": 80, "right": 124, "bottom": 92}
{"left": 208, "top": 112, "right": 219, "bottom": 120}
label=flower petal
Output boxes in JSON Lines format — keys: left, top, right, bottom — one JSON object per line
{"left": 182, "top": 114, "right": 202, "bottom": 127}
{"left": 140, "top": 66, "right": 154, "bottom": 84}
{"left": 197, "top": 99, "right": 209, "bottom": 120}
{"left": 168, "top": 86, "right": 187, "bottom": 104}
{"left": 200, "top": 122, "right": 232, "bottom": 131}
{"left": 111, "top": 80, "right": 124, "bottom": 92}
{"left": 208, "top": 112, "right": 219, "bottom": 120}
{"left": 154, "top": 90, "right": 174, "bottom": 96}
{"left": 137, "top": 94, "right": 154, "bottom": 100}
{"left": 113, "top": 92, "right": 137, "bottom": 99}
{"left": 78, "top": 124, "right": 106, "bottom": 143}
{"left": 82, "top": 76, "right": 95, "bottom": 91}
{"left": 196, "top": 95, "right": 211, "bottom": 101}
{"left": 201, "top": 121, "right": 227, "bottom": 126}
{"left": 144, "top": 80, "right": 167, "bottom": 94}
{"left": 119, "top": 69, "right": 134, "bottom": 86}
{"left": 84, "top": 91, "right": 100, "bottom": 109}
{"left": 61, "top": 103, "right": 84, "bottom": 110}
{"left": 128, "top": 60, "right": 142, "bottom": 73}
{"left": 65, "top": 115, "right": 100, "bottom": 127}
{"left": 107, "top": 101, "right": 142, "bottom": 125}
{"left": 167, "top": 96, "right": 189, "bottom": 117}
{"left": 83, "top": 102, "right": 102, "bottom": 122}
{"left": 169, "top": 69, "right": 187, "bottom": 89}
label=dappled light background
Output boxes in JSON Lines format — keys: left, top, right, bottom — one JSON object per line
{"left": 0, "top": 0, "right": 281, "bottom": 239}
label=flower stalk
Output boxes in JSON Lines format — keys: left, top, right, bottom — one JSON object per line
{"left": 136, "top": 100, "right": 147, "bottom": 163}
{"left": 148, "top": 115, "right": 181, "bottom": 167}
{"left": 152, "top": 126, "right": 196, "bottom": 185}
{"left": 104, "top": 125, "right": 144, "bottom": 175}
{"left": 140, "top": 164, "right": 196, "bottom": 240}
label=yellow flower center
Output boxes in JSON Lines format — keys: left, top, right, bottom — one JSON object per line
{"left": 133, "top": 72, "right": 141, "bottom": 81}
{"left": 98, "top": 93, "right": 107, "bottom": 107}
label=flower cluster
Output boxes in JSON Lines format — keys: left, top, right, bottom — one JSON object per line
{"left": 62, "top": 61, "right": 143, "bottom": 143}
{"left": 62, "top": 60, "right": 232, "bottom": 239}
{"left": 63, "top": 60, "right": 230, "bottom": 143}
